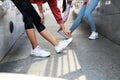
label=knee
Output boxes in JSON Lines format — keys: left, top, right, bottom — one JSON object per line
{"left": 36, "top": 25, "right": 46, "bottom": 32}
{"left": 23, "top": 17, "right": 34, "bottom": 29}
{"left": 84, "top": 11, "right": 90, "bottom": 18}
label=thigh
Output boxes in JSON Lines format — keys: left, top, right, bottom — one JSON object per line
{"left": 85, "top": 0, "right": 99, "bottom": 13}
{"left": 11, "top": 0, "right": 34, "bottom": 29}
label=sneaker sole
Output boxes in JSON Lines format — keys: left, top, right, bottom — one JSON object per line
{"left": 30, "top": 54, "right": 50, "bottom": 58}
{"left": 89, "top": 37, "right": 99, "bottom": 40}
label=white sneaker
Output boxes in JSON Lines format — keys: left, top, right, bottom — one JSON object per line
{"left": 55, "top": 37, "right": 73, "bottom": 53}
{"left": 89, "top": 32, "right": 98, "bottom": 40}
{"left": 31, "top": 45, "right": 51, "bottom": 57}
{"left": 58, "top": 30, "right": 69, "bottom": 39}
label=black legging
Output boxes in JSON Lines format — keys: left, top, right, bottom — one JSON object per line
{"left": 11, "top": 0, "right": 45, "bottom": 32}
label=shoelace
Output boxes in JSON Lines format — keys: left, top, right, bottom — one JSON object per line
{"left": 37, "top": 46, "right": 47, "bottom": 52}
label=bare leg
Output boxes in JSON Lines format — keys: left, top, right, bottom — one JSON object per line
{"left": 25, "top": 29, "right": 38, "bottom": 49}
{"left": 37, "top": 4, "right": 44, "bottom": 24}
{"left": 39, "top": 29, "right": 58, "bottom": 46}
{"left": 26, "top": 28, "right": 58, "bottom": 49}
{"left": 39, "top": 29, "right": 73, "bottom": 53}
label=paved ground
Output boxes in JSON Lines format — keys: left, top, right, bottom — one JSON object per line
{"left": 0, "top": 7, "right": 120, "bottom": 80}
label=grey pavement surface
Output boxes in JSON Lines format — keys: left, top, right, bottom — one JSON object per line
{"left": 0, "top": 8, "right": 120, "bottom": 80}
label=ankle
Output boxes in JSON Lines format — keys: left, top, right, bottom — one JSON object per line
{"left": 32, "top": 45, "right": 38, "bottom": 49}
